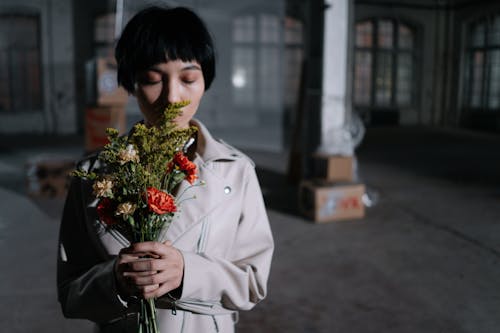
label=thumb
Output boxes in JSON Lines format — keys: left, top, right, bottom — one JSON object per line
{"left": 163, "top": 240, "right": 172, "bottom": 246}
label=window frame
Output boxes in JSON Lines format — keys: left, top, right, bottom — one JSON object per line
{"left": 231, "top": 10, "right": 283, "bottom": 110}
{"left": 464, "top": 14, "right": 500, "bottom": 112}
{"left": 353, "top": 18, "right": 418, "bottom": 110}
{"left": 0, "top": 12, "right": 43, "bottom": 113}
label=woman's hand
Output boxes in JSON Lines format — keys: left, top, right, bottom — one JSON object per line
{"left": 114, "top": 241, "right": 184, "bottom": 300}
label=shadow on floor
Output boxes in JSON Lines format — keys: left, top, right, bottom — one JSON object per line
{"left": 357, "top": 126, "right": 500, "bottom": 189}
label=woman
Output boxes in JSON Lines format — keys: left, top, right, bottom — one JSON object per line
{"left": 57, "top": 6, "right": 274, "bottom": 333}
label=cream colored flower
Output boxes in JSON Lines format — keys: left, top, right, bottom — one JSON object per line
{"left": 116, "top": 202, "right": 137, "bottom": 219}
{"left": 93, "top": 178, "right": 113, "bottom": 198}
{"left": 119, "top": 144, "right": 140, "bottom": 165}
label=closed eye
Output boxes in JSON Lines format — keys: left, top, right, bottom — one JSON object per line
{"left": 140, "top": 80, "right": 162, "bottom": 86}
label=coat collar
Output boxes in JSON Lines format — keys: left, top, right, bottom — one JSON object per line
{"left": 190, "top": 119, "right": 239, "bottom": 164}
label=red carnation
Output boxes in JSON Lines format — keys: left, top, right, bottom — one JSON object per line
{"left": 146, "top": 187, "right": 177, "bottom": 214}
{"left": 96, "top": 198, "right": 118, "bottom": 226}
{"left": 173, "top": 152, "right": 198, "bottom": 184}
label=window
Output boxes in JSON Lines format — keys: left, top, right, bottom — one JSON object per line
{"left": 0, "top": 14, "right": 42, "bottom": 112}
{"left": 232, "top": 14, "right": 281, "bottom": 108}
{"left": 465, "top": 14, "right": 500, "bottom": 110}
{"left": 353, "top": 19, "right": 416, "bottom": 108}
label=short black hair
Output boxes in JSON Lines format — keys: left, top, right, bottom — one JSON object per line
{"left": 115, "top": 6, "right": 216, "bottom": 93}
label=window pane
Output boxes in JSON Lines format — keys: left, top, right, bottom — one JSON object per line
{"left": 470, "top": 51, "right": 484, "bottom": 108}
{"left": 471, "top": 23, "right": 485, "bottom": 47}
{"left": 260, "top": 14, "right": 279, "bottom": 43}
{"left": 233, "top": 16, "right": 255, "bottom": 43}
{"left": 10, "top": 49, "right": 25, "bottom": 110}
{"left": 284, "top": 47, "right": 303, "bottom": 107}
{"left": 26, "top": 50, "right": 42, "bottom": 109}
{"left": 285, "top": 17, "right": 303, "bottom": 44}
{"left": 259, "top": 47, "right": 280, "bottom": 107}
{"left": 232, "top": 47, "right": 255, "bottom": 105}
{"left": 398, "top": 24, "right": 413, "bottom": 49}
{"left": 0, "top": 50, "right": 10, "bottom": 111}
{"left": 488, "top": 50, "right": 500, "bottom": 109}
{"left": 94, "top": 13, "right": 115, "bottom": 44}
{"left": 375, "top": 52, "right": 392, "bottom": 105}
{"left": 378, "top": 20, "right": 393, "bottom": 49}
{"left": 0, "top": 16, "right": 39, "bottom": 48}
{"left": 355, "top": 21, "right": 373, "bottom": 48}
{"left": 489, "top": 15, "right": 500, "bottom": 47}
{"left": 354, "top": 51, "right": 372, "bottom": 105}
{"left": 396, "top": 53, "right": 413, "bottom": 105}
{"left": 0, "top": 14, "right": 41, "bottom": 112}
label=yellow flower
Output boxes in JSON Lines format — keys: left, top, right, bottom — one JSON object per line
{"left": 119, "top": 144, "right": 140, "bottom": 165}
{"left": 116, "top": 202, "right": 137, "bottom": 219}
{"left": 93, "top": 178, "right": 113, "bottom": 198}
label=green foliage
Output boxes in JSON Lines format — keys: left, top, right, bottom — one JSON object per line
{"left": 71, "top": 169, "right": 97, "bottom": 180}
{"left": 73, "top": 101, "right": 197, "bottom": 243}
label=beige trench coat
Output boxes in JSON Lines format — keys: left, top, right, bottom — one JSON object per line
{"left": 57, "top": 120, "right": 274, "bottom": 333}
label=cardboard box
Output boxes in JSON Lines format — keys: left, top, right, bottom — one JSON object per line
{"left": 299, "top": 180, "right": 365, "bottom": 223}
{"left": 96, "top": 57, "right": 129, "bottom": 106}
{"left": 85, "top": 106, "right": 126, "bottom": 152}
{"left": 312, "top": 154, "right": 354, "bottom": 182}
{"left": 26, "top": 157, "right": 76, "bottom": 198}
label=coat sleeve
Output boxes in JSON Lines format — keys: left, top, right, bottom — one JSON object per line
{"left": 57, "top": 177, "right": 132, "bottom": 323}
{"left": 179, "top": 163, "right": 274, "bottom": 311}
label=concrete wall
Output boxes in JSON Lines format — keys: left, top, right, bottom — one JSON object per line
{"left": 0, "top": 0, "right": 76, "bottom": 134}
{"left": 117, "top": 0, "right": 286, "bottom": 151}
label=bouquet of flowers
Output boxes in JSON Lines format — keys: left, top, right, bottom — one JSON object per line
{"left": 73, "top": 101, "right": 199, "bottom": 333}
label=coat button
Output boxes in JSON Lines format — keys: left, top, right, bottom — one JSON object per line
{"left": 224, "top": 186, "right": 231, "bottom": 194}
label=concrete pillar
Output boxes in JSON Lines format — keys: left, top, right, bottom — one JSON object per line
{"left": 49, "top": 0, "right": 77, "bottom": 134}
{"left": 316, "top": 0, "right": 352, "bottom": 155}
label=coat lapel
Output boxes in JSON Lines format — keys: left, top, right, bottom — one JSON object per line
{"left": 164, "top": 161, "right": 234, "bottom": 243}
{"left": 163, "top": 119, "right": 239, "bottom": 243}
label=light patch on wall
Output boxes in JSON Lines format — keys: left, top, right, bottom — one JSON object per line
{"left": 232, "top": 68, "right": 247, "bottom": 88}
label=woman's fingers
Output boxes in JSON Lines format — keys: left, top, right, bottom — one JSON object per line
{"left": 129, "top": 269, "right": 170, "bottom": 286}
{"left": 129, "top": 242, "right": 169, "bottom": 257}
{"left": 143, "top": 270, "right": 182, "bottom": 299}
{"left": 125, "top": 258, "right": 168, "bottom": 272}
{"left": 122, "top": 269, "right": 179, "bottom": 298}
{"left": 115, "top": 241, "right": 183, "bottom": 298}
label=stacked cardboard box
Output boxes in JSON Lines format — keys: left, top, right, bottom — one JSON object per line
{"left": 95, "top": 57, "right": 128, "bottom": 107}
{"left": 84, "top": 56, "right": 128, "bottom": 153}
{"left": 299, "top": 154, "right": 365, "bottom": 223}
{"left": 85, "top": 105, "right": 126, "bottom": 153}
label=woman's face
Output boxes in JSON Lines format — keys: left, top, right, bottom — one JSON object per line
{"left": 134, "top": 59, "right": 205, "bottom": 128}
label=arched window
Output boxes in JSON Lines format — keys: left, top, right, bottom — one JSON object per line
{"left": 465, "top": 14, "right": 500, "bottom": 110}
{"left": 0, "top": 13, "right": 42, "bottom": 112}
{"left": 353, "top": 19, "right": 416, "bottom": 108}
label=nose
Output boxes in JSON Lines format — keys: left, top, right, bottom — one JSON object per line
{"left": 165, "top": 79, "right": 182, "bottom": 104}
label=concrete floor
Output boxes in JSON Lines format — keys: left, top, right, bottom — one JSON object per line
{"left": 0, "top": 126, "right": 499, "bottom": 332}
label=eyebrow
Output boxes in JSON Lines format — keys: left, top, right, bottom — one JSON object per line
{"left": 148, "top": 63, "right": 202, "bottom": 73}
{"left": 181, "top": 64, "right": 202, "bottom": 71}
